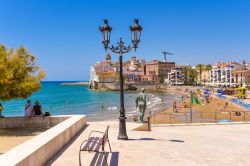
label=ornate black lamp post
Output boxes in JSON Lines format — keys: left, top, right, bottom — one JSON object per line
{"left": 99, "top": 19, "right": 143, "bottom": 140}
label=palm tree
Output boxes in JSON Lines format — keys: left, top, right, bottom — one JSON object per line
{"left": 196, "top": 64, "right": 204, "bottom": 85}
{"left": 158, "top": 68, "right": 165, "bottom": 83}
{"left": 205, "top": 64, "right": 212, "bottom": 71}
{"left": 204, "top": 64, "right": 212, "bottom": 84}
{"left": 188, "top": 67, "right": 198, "bottom": 85}
{"left": 183, "top": 67, "right": 188, "bottom": 85}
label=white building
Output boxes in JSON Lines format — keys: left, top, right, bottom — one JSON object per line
{"left": 89, "top": 53, "right": 118, "bottom": 88}
{"left": 245, "top": 62, "right": 250, "bottom": 70}
{"left": 209, "top": 62, "right": 244, "bottom": 87}
{"left": 166, "top": 65, "right": 189, "bottom": 85}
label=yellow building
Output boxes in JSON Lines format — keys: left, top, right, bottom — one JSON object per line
{"left": 197, "top": 70, "right": 211, "bottom": 85}
{"left": 96, "top": 71, "right": 119, "bottom": 83}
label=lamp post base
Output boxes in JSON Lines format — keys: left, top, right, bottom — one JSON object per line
{"left": 118, "top": 116, "right": 128, "bottom": 140}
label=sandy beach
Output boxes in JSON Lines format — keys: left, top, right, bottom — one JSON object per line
{"left": 150, "top": 86, "right": 249, "bottom": 124}
{"left": 0, "top": 127, "right": 49, "bottom": 154}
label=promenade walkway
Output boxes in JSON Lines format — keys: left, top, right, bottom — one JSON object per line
{"left": 49, "top": 121, "right": 250, "bottom": 166}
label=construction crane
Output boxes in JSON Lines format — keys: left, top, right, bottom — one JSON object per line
{"left": 162, "top": 51, "right": 174, "bottom": 62}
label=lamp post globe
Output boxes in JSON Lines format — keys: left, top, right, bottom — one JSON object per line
{"left": 130, "top": 19, "right": 143, "bottom": 50}
{"left": 99, "top": 19, "right": 112, "bottom": 50}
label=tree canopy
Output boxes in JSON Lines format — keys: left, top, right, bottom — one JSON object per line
{"left": 195, "top": 64, "right": 212, "bottom": 84}
{"left": 0, "top": 44, "right": 45, "bottom": 101}
{"left": 187, "top": 67, "right": 198, "bottom": 85}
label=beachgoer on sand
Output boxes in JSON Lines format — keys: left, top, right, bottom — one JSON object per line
{"left": 25, "top": 100, "right": 33, "bottom": 117}
{"left": 173, "top": 101, "right": 177, "bottom": 112}
{"left": 225, "top": 102, "right": 229, "bottom": 107}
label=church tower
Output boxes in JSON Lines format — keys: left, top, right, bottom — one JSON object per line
{"left": 105, "top": 53, "right": 112, "bottom": 64}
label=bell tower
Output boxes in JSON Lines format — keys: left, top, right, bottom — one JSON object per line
{"left": 105, "top": 53, "right": 112, "bottom": 64}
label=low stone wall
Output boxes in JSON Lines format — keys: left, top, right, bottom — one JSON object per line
{"left": 0, "top": 115, "right": 86, "bottom": 166}
{"left": 0, "top": 116, "right": 69, "bottom": 129}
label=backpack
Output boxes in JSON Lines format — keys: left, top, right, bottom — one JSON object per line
{"left": 44, "top": 112, "right": 51, "bottom": 116}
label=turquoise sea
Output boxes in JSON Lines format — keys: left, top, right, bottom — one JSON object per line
{"left": 1, "top": 81, "right": 180, "bottom": 121}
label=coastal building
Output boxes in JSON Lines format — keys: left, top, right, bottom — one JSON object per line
{"left": 123, "top": 56, "right": 146, "bottom": 83}
{"left": 89, "top": 53, "right": 119, "bottom": 89}
{"left": 90, "top": 54, "right": 148, "bottom": 89}
{"left": 245, "top": 62, "right": 250, "bottom": 70}
{"left": 124, "top": 70, "right": 145, "bottom": 82}
{"left": 209, "top": 61, "right": 244, "bottom": 87}
{"left": 166, "top": 65, "right": 189, "bottom": 85}
{"left": 231, "top": 69, "right": 250, "bottom": 87}
{"left": 200, "top": 70, "right": 211, "bottom": 85}
{"left": 143, "top": 60, "right": 175, "bottom": 83}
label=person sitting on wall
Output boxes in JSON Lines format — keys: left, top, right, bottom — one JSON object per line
{"left": 0, "top": 103, "right": 4, "bottom": 118}
{"left": 25, "top": 100, "right": 33, "bottom": 117}
{"left": 31, "top": 100, "right": 43, "bottom": 117}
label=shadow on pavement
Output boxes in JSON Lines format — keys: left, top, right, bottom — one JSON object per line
{"left": 169, "top": 139, "right": 185, "bottom": 143}
{"left": 127, "top": 137, "right": 158, "bottom": 141}
{"left": 90, "top": 152, "right": 119, "bottom": 166}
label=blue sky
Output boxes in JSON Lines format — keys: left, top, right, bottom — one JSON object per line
{"left": 0, "top": 0, "right": 250, "bottom": 81}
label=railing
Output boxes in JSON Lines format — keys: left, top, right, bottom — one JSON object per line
{"left": 87, "top": 111, "right": 121, "bottom": 122}
{"left": 150, "top": 110, "right": 250, "bottom": 125}
{"left": 46, "top": 102, "right": 250, "bottom": 124}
